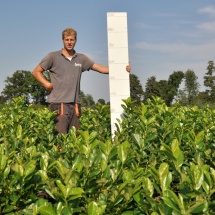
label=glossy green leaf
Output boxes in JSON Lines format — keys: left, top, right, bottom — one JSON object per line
{"left": 9, "top": 194, "right": 19, "bottom": 204}
{"left": 26, "top": 145, "right": 38, "bottom": 158}
{"left": 161, "top": 143, "right": 177, "bottom": 161}
{"left": 72, "top": 154, "right": 83, "bottom": 172}
{"left": 133, "top": 133, "right": 144, "bottom": 149}
{"left": 88, "top": 201, "right": 99, "bottom": 215}
{"left": 40, "top": 153, "right": 49, "bottom": 171}
{"left": 171, "top": 139, "right": 184, "bottom": 169}
{"left": 100, "top": 157, "right": 107, "bottom": 172}
{"left": 162, "top": 197, "right": 180, "bottom": 213}
{"left": 12, "top": 163, "right": 24, "bottom": 176}
{"left": 56, "top": 202, "right": 63, "bottom": 214}
{"left": 210, "top": 167, "right": 215, "bottom": 182}
{"left": 187, "top": 201, "right": 208, "bottom": 214}
{"left": 159, "top": 163, "right": 171, "bottom": 193}
{"left": 133, "top": 192, "right": 144, "bottom": 205}
{"left": 38, "top": 170, "right": 48, "bottom": 181}
{"left": 108, "top": 145, "right": 118, "bottom": 161}
{"left": 142, "top": 177, "right": 154, "bottom": 197}
{"left": 118, "top": 145, "right": 127, "bottom": 163}
{"left": 69, "top": 187, "right": 84, "bottom": 196}
{"left": 0, "top": 154, "right": 7, "bottom": 170}
{"left": 149, "top": 165, "right": 159, "bottom": 181}
{"left": 140, "top": 115, "right": 147, "bottom": 125}
{"left": 97, "top": 204, "right": 106, "bottom": 215}
{"left": 202, "top": 180, "right": 210, "bottom": 195}
{"left": 38, "top": 205, "right": 57, "bottom": 215}
{"left": 55, "top": 161, "right": 65, "bottom": 176}
{"left": 16, "top": 124, "right": 22, "bottom": 138}
{"left": 193, "top": 165, "right": 204, "bottom": 190}
{"left": 99, "top": 140, "right": 112, "bottom": 156}
{"left": 158, "top": 203, "right": 174, "bottom": 215}
{"left": 3, "top": 165, "right": 10, "bottom": 179}
{"left": 2, "top": 205, "right": 15, "bottom": 213}
{"left": 123, "top": 170, "right": 133, "bottom": 182}
{"left": 56, "top": 180, "right": 68, "bottom": 199}
{"left": 165, "top": 190, "right": 185, "bottom": 213}
{"left": 89, "top": 131, "right": 98, "bottom": 144}
{"left": 61, "top": 206, "right": 73, "bottom": 215}
{"left": 24, "top": 160, "right": 36, "bottom": 178}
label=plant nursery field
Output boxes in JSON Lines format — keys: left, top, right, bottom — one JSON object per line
{"left": 1, "top": 96, "right": 215, "bottom": 215}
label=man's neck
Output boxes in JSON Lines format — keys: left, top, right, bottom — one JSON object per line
{"left": 62, "top": 48, "right": 75, "bottom": 57}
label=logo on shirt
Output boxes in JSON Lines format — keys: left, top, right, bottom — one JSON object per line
{"left": 75, "top": 63, "right": 82, "bottom": 67}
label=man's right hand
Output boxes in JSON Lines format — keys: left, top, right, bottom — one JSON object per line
{"left": 45, "top": 82, "right": 53, "bottom": 92}
{"left": 32, "top": 65, "right": 53, "bottom": 92}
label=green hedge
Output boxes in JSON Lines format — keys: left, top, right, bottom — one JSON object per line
{"left": 1, "top": 96, "right": 215, "bottom": 214}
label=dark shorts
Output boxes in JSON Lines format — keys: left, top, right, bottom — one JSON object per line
{"left": 50, "top": 103, "right": 81, "bottom": 134}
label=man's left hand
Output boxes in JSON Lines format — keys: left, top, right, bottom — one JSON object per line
{"left": 126, "top": 65, "right": 131, "bottom": 73}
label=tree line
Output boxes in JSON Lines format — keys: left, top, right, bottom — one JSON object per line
{"left": 0, "top": 61, "right": 214, "bottom": 107}
{"left": 0, "top": 70, "right": 144, "bottom": 107}
{"left": 144, "top": 61, "right": 215, "bottom": 107}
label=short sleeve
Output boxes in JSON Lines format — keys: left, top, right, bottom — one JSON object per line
{"left": 39, "top": 53, "right": 53, "bottom": 71}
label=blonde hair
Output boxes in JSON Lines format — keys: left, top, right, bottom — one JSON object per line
{"left": 62, "top": 28, "right": 77, "bottom": 39}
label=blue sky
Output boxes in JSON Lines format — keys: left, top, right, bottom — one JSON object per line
{"left": 0, "top": 0, "right": 215, "bottom": 102}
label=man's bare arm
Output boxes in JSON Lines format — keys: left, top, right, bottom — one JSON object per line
{"left": 91, "top": 63, "right": 131, "bottom": 74}
{"left": 32, "top": 65, "right": 53, "bottom": 91}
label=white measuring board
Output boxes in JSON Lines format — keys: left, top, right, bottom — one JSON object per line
{"left": 107, "top": 12, "right": 130, "bottom": 137}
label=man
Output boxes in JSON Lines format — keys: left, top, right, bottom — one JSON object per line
{"left": 32, "top": 27, "right": 130, "bottom": 134}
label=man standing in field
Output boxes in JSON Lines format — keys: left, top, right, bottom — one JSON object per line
{"left": 32, "top": 27, "right": 130, "bottom": 134}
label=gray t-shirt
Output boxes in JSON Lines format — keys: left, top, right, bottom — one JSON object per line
{"left": 39, "top": 50, "right": 94, "bottom": 103}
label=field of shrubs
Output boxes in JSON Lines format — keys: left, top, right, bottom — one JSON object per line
{"left": 1, "top": 96, "right": 215, "bottom": 214}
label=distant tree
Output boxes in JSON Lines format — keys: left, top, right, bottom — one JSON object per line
{"left": 184, "top": 70, "right": 200, "bottom": 104}
{"left": 144, "top": 71, "right": 184, "bottom": 106}
{"left": 31, "top": 71, "right": 50, "bottom": 104}
{"left": 130, "top": 74, "right": 144, "bottom": 104}
{"left": 80, "top": 91, "right": 87, "bottom": 107}
{"left": 84, "top": 94, "right": 95, "bottom": 107}
{"left": 144, "top": 76, "right": 160, "bottom": 101}
{"left": 195, "top": 91, "right": 210, "bottom": 107}
{"left": 157, "top": 80, "right": 169, "bottom": 103}
{"left": 80, "top": 90, "right": 95, "bottom": 108}
{"left": 0, "top": 95, "right": 6, "bottom": 105}
{"left": 176, "top": 89, "right": 187, "bottom": 105}
{"left": 166, "top": 71, "right": 184, "bottom": 106}
{"left": 130, "top": 74, "right": 144, "bottom": 102}
{"left": 97, "top": 99, "right": 105, "bottom": 105}
{"left": 1, "top": 70, "right": 49, "bottom": 104}
{"left": 204, "top": 61, "right": 215, "bottom": 102}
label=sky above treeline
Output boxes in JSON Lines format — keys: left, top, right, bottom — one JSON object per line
{"left": 0, "top": 0, "right": 215, "bottom": 102}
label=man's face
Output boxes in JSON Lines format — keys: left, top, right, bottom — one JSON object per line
{"left": 63, "top": 34, "right": 76, "bottom": 51}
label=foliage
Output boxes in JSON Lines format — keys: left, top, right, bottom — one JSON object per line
{"left": 144, "top": 71, "right": 184, "bottom": 106}
{"left": 184, "top": 70, "right": 200, "bottom": 103}
{"left": 130, "top": 74, "right": 144, "bottom": 104}
{"left": 144, "top": 76, "right": 160, "bottom": 101}
{"left": 80, "top": 91, "right": 95, "bottom": 108}
{"left": 176, "top": 70, "right": 200, "bottom": 106}
{"left": 97, "top": 99, "right": 106, "bottom": 105}
{"left": 1, "top": 70, "right": 49, "bottom": 105}
{"left": 166, "top": 71, "right": 184, "bottom": 106}
{"left": 80, "top": 103, "right": 111, "bottom": 142}
{"left": 1, "top": 96, "right": 215, "bottom": 214}
{"left": 203, "top": 61, "right": 215, "bottom": 102}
